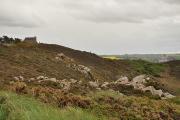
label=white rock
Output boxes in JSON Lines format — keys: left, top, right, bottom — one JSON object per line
{"left": 96, "top": 88, "right": 101, "bottom": 90}
{"left": 78, "top": 81, "right": 82, "bottom": 84}
{"left": 154, "top": 89, "right": 163, "bottom": 97}
{"left": 116, "top": 76, "right": 129, "bottom": 83}
{"left": 132, "top": 75, "right": 147, "bottom": 84}
{"left": 28, "top": 78, "right": 35, "bottom": 82}
{"left": 70, "top": 79, "right": 77, "bottom": 83}
{"left": 101, "top": 82, "right": 109, "bottom": 88}
{"left": 55, "top": 56, "right": 59, "bottom": 60}
{"left": 14, "top": 77, "right": 19, "bottom": 81}
{"left": 89, "top": 81, "right": 99, "bottom": 88}
{"left": 163, "top": 92, "right": 175, "bottom": 99}
{"left": 57, "top": 53, "right": 65, "bottom": 57}
{"left": 143, "top": 86, "right": 155, "bottom": 94}
{"left": 133, "top": 83, "right": 146, "bottom": 90}
{"left": 143, "top": 86, "right": 163, "bottom": 97}
{"left": 48, "top": 78, "right": 57, "bottom": 82}
{"left": 19, "top": 76, "right": 24, "bottom": 81}
{"left": 37, "top": 76, "right": 45, "bottom": 80}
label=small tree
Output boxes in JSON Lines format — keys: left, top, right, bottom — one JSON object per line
{"left": 14, "top": 38, "right": 21, "bottom": 43}
{"left": 0, "top": 37, "right": 2, "bottom": 43}
{"left": 3, "top": 36, "right": 11, "bottom": 43}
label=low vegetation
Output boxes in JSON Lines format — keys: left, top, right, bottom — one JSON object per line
{"left": 129, "top": 60, "right": 165, "bottom": 77}
{"left": 88, "top": 90, "right": 180, "bottom": 120}
{"left": 0, "top": 91, "right": 104, "bottom": 120}
{"left": 1, "top": 85, "right": 180, "bottom": 120}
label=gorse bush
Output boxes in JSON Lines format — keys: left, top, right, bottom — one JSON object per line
{"left": 0, "top": 91, "right": 105, "bottom": 120}
{"left": 130, "top": 60, "right": 165, "bottom": 77}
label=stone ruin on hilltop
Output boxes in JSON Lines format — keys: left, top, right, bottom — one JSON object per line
{"left": 24, "top": 36, "right": 37, "bottom": 44}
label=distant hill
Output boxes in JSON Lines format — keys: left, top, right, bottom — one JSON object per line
{"left": 102, "top": 54, "right": 180, "bottom": 63}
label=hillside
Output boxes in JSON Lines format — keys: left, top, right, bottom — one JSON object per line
{"left": 0, "top": 42, "right": 180, "bottom": 120}
{"left": 0, "top": 43, "right": 167, "bottom": 84}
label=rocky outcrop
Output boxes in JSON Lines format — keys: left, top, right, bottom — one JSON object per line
{"left": 67, "top": 63, "right": 93, "bottom": 79}
{"left": 115, "top": 76, "right": 129, "bottom": 84}
{"left": 55, "top": 53, "right": 93, "bottom": 79}
{"left": 12, "top": 74, "right": 175, "bottom": 99}
{"left": 114, "top": 75, "right": 175, "bottom": 99}
{"left": 142, "top": 86, "right": 163, "bottom": 97}
{"left": 55, "top": 53, "right": 74, "bottom": 63}
{"left": 99, "top": 75, "right": 175, "bottom": 99}
{"left": 12, "top": 76, "right": 80, "bottom": 91}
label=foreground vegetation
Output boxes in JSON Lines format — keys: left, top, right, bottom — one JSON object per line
{"left": 1, "top": 88, "right": 180, "bottom": 120}
{"left": 0, "top": 37, "right": 180, "bottom": 119}
{"left": 0, "top": 91, "right": 104, "bottom": 120}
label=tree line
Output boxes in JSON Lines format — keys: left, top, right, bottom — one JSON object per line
{"left": 0, "top": 36, "right": 22, "bottom": 44}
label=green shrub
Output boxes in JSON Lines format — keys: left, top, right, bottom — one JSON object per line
{"left": 130, "top": 60, "right": 165, "bottom": 76}
{"left": 0, "top": 91, "right": 105, "bottom": 120}
{"left": 169, "top": 97, "right": 180, "bottom": 105}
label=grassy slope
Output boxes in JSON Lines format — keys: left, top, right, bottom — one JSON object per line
{"left": 0, "top": 91, "right": 105, "bottom": 120}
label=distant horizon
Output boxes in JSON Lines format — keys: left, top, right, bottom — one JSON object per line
{"left": 100, "top": 52, "right": 180, "bottom": 55}
{"left": 1, "top": 34, "right": 180, "bottom": 55}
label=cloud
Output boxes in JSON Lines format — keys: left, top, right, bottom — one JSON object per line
{"left": 0, "top": 13, "right": 41, "bottom": 28}
{"left": 60, "top": 0, "right": 180, "bottom": 23}
{"left": 163, "top": 0, "right": 180, "bottom": 4}
{"left": 0, "top": 0, "right": 180, "bottom": 54}
{"left": 0, "top": 0, "right": 43, "bottom": 27}
{"left": 1, "top": 0, "right": 180, "bottom": 27}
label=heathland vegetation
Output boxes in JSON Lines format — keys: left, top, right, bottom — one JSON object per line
{"left": 0, "top": 36, "right": 180, "bottom": 120}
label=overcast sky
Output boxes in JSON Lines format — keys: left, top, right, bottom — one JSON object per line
{"left": 0, "top": 0, "right": 180, "bottom": 54}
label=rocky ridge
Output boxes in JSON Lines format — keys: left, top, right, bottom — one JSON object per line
{"left": 12, "top": 74, "right": 175, "bottom": 99}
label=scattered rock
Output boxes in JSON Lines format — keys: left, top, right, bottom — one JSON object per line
{"left": 68, "top": 63, "right": 93, "bottom": 79}
{"left": 96, "top": 88, "right": 101, "bottom": 90}
{"left": 60, "top": 79, "right": 71, "bottom": 91}
{"left": 55, "top": 53, "right": 74, "bottom": 62}
{"left": 132, "top": 75, "right": 147, "bottom": 84}
{"left": 70, "top": 79, "right": 77, "bottom": 83}
{"left": 14, "top": 76, "right": 24, "bottom": 82}
{"left": 162, "top": 93, "right": 175, "bottom": 99}
{"left": 115, "top": 76, "right": 129, "bottom": 84}
{"left": 28, "top": 78, "right": 35, "bottom": 82}
{"left": 146, "top": 77, "right": 150, "bottom": 80}
{"left": 101, "top": 82, "right": 109, "bottom": 89}
{"left": 19, "top": 76, "right": 24, "bottom": 81}
{"left": 89, "top": 81, "right": 99, "bottom": 88}
{"left": 48, "top": 78, "right": 57, "bottom": 82}
{"left": 14, "top": 77, "right": 19, "bottom": 81}
{"left": 78, "top": 81, "right": 82, "bottom": 84}
{"left": 143, "top": 86, "right": 163, "bottom": 97}
{"left": 37, "top": 76, "right": 45, "bottom": 80}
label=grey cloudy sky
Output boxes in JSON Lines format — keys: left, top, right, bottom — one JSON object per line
{"left": 0, "top": 0, "right": 180, "bottom": 54}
